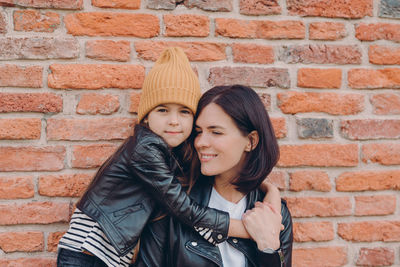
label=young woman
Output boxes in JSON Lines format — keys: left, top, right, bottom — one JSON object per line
{"left": 133, "top": 85, "right": 293, "bottom": 267}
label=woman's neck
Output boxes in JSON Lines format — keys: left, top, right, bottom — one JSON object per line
{"left": 213, "top": 177, "right": 245, "bottom": 204}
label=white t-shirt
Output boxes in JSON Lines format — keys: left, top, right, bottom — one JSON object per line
{"left": 208, "top": 187, "right": 247, "bottom": 267}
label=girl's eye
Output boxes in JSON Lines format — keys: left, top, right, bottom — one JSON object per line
{"left": 157, "top": 108, "right": 167, "bottom": 113}
{"left": 180, "top": 109, "right": 192, "bottom": 115}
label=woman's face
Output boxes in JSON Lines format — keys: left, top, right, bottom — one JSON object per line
{"left": 194, "top": 103, "right": 251, "bottom": 182}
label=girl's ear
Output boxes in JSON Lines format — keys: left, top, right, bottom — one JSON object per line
{"left": 245, "top": 130, "right": 259, "bottom": 152}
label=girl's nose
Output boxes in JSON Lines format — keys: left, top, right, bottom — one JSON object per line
{"left": 168, "top": 112, "right": 179, "bottom": 126}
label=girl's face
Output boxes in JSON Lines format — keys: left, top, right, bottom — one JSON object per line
{"left": 146, "top": 103, "right": 194, "bottom": 148}
{"left": 194, "top": 103, "right": 251, "bottom": 182}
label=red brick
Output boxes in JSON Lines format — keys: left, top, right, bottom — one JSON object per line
{"left": 0, "top": 11, "right": 7, "bottom": 34}
{"left": 293, "top": 247, "right": 347, "bottom": 267}
{"left": 0, "top": 232, "right": 43, "bottom": 252}
{"left": 309, "top": 22, "right": 346, "bottom": 40}
{"left": 215, "top": 18, "right": 305, "bottom": 39}
{"left": 369, "top": 45, "right": 400, "bottom": 65}
{"left": 341, "top": 119, "right": 400, "bottom": 140}
{"left": 135, "top": 41, "right": 226, "bottom": 61}
{"left": 86, "top": 40, "right": 130, "bottom": 62}
{"left": 355, "top": 195, "right": 396, "bottom": 216}
{"left": 338, "top": 221, "right": 400, "bottom": 242}
{"left": 356, "top": 247, "right": 395, "bottom": 266}
{"left": 278, "top": 92, "right": 364, "bottom": 115}
{"left": 0, "top": 64, "right": 42, "bottom": 88}
{"left": 266, "top": 171, "right": 286, "bottom": 190}
{"left": 0, "top": 176, "right": 34, "bottom": 199}
{"left": 258, "top": 93, "right": 271, "bottom": 110}
{"left": 371, "top": 93, "right": 400, "bottom": 115}
{"left": 0, "top": 202, "right": 70, "bottom": 225}
{"left": 278, "top": 144, "right": 358, "bottom": 167}
{"left": 164, "top": 14, "right": 209, "bottom": 37}
{"left": 47, "top": 118, "right": 134, "bottom": 141}
{"left": 348, "top": 68, "right": 400, "bottom": 89}
{"left": 293, "top": 221, "right": 334, "bottom": 242}
{"left": 14, "top": 10, "right": 60, "bottom": 32}
{"left": 2, "top": 0, "right": 82, "bottom": 9}
{"left": 356, "top": 23, "right": 400, "bottom": 42}
{"left": 232, "top": 43, "right": 274, "bottom": 64}
{"left": 72, "top": 144, "right": 118, "bottom": 168}
{"left": 362, "top": 143, "right": 400, "bottom": 165}
{"left": 0, "top": 146, "right": 65, "bottom": 171}
{"left": 65, "top": 13, "right": 159, "bottom": 37}
{"left": 0, "top": 118, "right": 41, "bottom": 140}
{"left": 47, "top": 231, "right": 65, "bottom": 252}
{"left": 39, "top": 173, "right": 94, "bottom": 197}
{"left": 209, "top": 67, "right": 289, "bottom": 88}
{"left": 48, "top": 64, "right": 144, "bottom": 89}
{"left": 184, "top": 0, "right": 232, "bottom": 12}
{"left": 271, "top": 117, "right": 286, "bottom": 139}
{"left": 0, "top": 93, "right": 62, "bottom": 113}
{"left": 287, "top": 0, "right": 372, "bottom": 18}
{"left": 279, "top": 44, "right": 362, "bottom": 64}
{"left": 92, "top": 0, "right": 140, "bottom": 9}
{"left": 286, "top": 197, "right": 351, "bottom": 217}
{"left": 297, "top": 68, "right": 341, "bottom": 88}
{"left": 336, "top": 170, "right": 400, "bottom": 191}
{"left": 76, "top": 93, "right": 120, "bottom": 115}
{"left": 129, "top": 91, "right": 141, "bottom": 114}
{"left": 289, "top": 170, "right": 331, "bottom": 192}
{"left": 239, "top": 0, "right": 281, "bottom": 15}
{"left": 0, "top": 258, "right": 56, "bottom": 267}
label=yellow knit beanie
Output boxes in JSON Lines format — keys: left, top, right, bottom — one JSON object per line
{"left": 137, "top": 47, "right": 201, "bottom": 122}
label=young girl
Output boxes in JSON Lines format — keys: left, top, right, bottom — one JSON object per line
{"left": 57, "top": 48, "right": 280, "bottom": 267}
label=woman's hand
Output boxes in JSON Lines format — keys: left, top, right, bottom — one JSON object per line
{"left": 242, "top": 202, "right": 282, "bottom": 251}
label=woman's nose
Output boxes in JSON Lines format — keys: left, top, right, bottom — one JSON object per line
{"left": 195, "top": 134, "right": 209, "bottom": 148}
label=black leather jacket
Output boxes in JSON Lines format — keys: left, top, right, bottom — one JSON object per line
{"left": 77, "top": 125, "right": 230, "bottom": 257}
{"left": 134, "top": 176, "right": 293, "bottom": 267}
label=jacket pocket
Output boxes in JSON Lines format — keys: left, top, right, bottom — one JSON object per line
{"left": 113, "top": 203, "right": 144, "bottom": 223}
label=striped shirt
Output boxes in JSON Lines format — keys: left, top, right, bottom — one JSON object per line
{"left": 58, "top": 209, "right": 134, "bottom": 267}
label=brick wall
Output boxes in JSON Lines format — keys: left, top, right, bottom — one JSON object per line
{"left": 0, "top": 0, "right": 399, "bottom": 266}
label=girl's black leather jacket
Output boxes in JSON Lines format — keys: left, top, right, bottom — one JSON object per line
{"left": 76, "top": 125, "right": 230, "bottom": 257}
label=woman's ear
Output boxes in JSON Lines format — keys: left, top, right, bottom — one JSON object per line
{"left": 245, "top": 130, "right": 259, "bottom": 152}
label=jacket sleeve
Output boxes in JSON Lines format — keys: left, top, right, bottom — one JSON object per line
{"left": 130, "top": 139, "right": 229, "bottom": 245}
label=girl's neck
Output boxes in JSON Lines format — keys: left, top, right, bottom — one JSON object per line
{"left": 213, "top": 177, "right": 245, "bottom": 204}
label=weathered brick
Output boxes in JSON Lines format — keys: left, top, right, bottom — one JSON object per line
{"left": 341, "top": 119, "right": 400, "bottom": 140}
{"left": 369, "top": 45, "right": 400, "bottom": 65}
{"left": 72, "top": 144, "right": 118, "bottom": 168}
{"left": 209, "top": 67, "right": 289, "bottom": 88}
{"left": 371, "top": 93, "right": 400, "bottom": 115}
{"left": 129, "top": 91, "right": 141, "bottom": 114}
{"left": 184, "top": 0, "right": 233, "bottom": 12}
{"left": 0, "top": 37, "right": 79, "bottom": 60}
{"left": 239, "top": 0, "right": 280, "bottom": 15}
{"left": 0, "top": 64, "right": 42, "bottom": 88}
{"left": 0, "top": 232, "right": 43, "bottom": 252}
{"left": 309, "top": 22, "right": 346, "bottom": 40}
{"left": 379, "top": 0, "right": 400, "bottom": 19}
{"left": 287, "top": 0, "right": 372, "bottom": 18}
{"left": 86, "top": 40, "right": 130, "bottom": 62}
{"left": 279, "top": 44, "right": 362, "bottom": 64}
{"left": 293, "top": 221, "right": 334, "bottom": 242}
{"left": 266, "top": 171, "right": 286, "bottom": 190}
{"left": 0, "top": 93, "right": 62, "bottom": 113}
{"left": 296, "top": 118, "right": 333, "bottom": 139}
{"left": 278, "top": 92, "right": 364, "bottom": 115}
{"left": 76, "top": 93, "right": 120, "bottom": 115}
{"left": 258, "top": 93, "right": 271, "bottom": 110}
{"left": 14, "top": 10, "right": 60, "bottom": 32}
{"left": 356, "top": 247, "right": 395, "bottom": 266}
{"left": 39, "top": 173, "right": 93, "bottom": 197}
{"left": 147, "top": 0, "right": 175, "bottom": 10}
{"left": 47, "top": 231, "right": 65, "bottom": 252}
{"left": 0, "top": 176, "right": 34, "bottom": 199}
{"left": 0, "top": 202, "right": 69, "bottom": 225}
{"left": 271, "top": 117, "right": 286, "bottom": 139}
{"left": 232, "top": 43, "right": 274, "bottom": 64}
{"left": 1, "top": 0, "right": 82, "bottom": 9}
{"left": 293, "top": 247, "right": 347, "bottom": 267}
{"left": 0, "top": 258, "right": 56, "bottom": 267}
{"left": 135, "top": 41, "right": 226, "bottom": 62}
{"left": 47, "top": 118, "right": 135, "bottom": 141}
{"left": 0, "top": 12, "right": 6, "bottom": 34}
{"left": 92, "top": 0, "right": 140, "bottom": 9}
{"left": 297, "top": 68, "right": 341, "bottom": 88}
{"left": 48, "top": 64, "right": 144, "bottom": 89}
{"left": 65, "top": 13, "right": 159, "bottom": 37}
{"left": 362, "top": 143, "right": 400, "bottom": 165}
{"left": 0, "top": 118, "right": 41, "bottom": 140}
{"left": 355, "top": 195, "right": 396, "bottom": 216}
{"left": 348, "top": 68, "right": 400, "bottom": 89}
{"left": 278, "top": 144, "right": 358, "bottom": 167}
{"left": 338, "top": 221, "right": 400, "bottom": 242}
{"left": 0, "top": 146, "right": 65, "bottom": 171}
{"left": 290, "top": 170, "right": 331, "bottom": 192}
{"left": 286, "top": 197, "right": 351, "bottom": 217}
{"left": 215, "top": 18, "right": 305, "bottom": 39}
{"left": 356, "top": 23, "right": 400, "bottom": 42}
{"left": 336, "top": 170, "right": 400, "bottom": 191}
{"left": 164, "top": 14, "right": 209, "bottom": 37}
